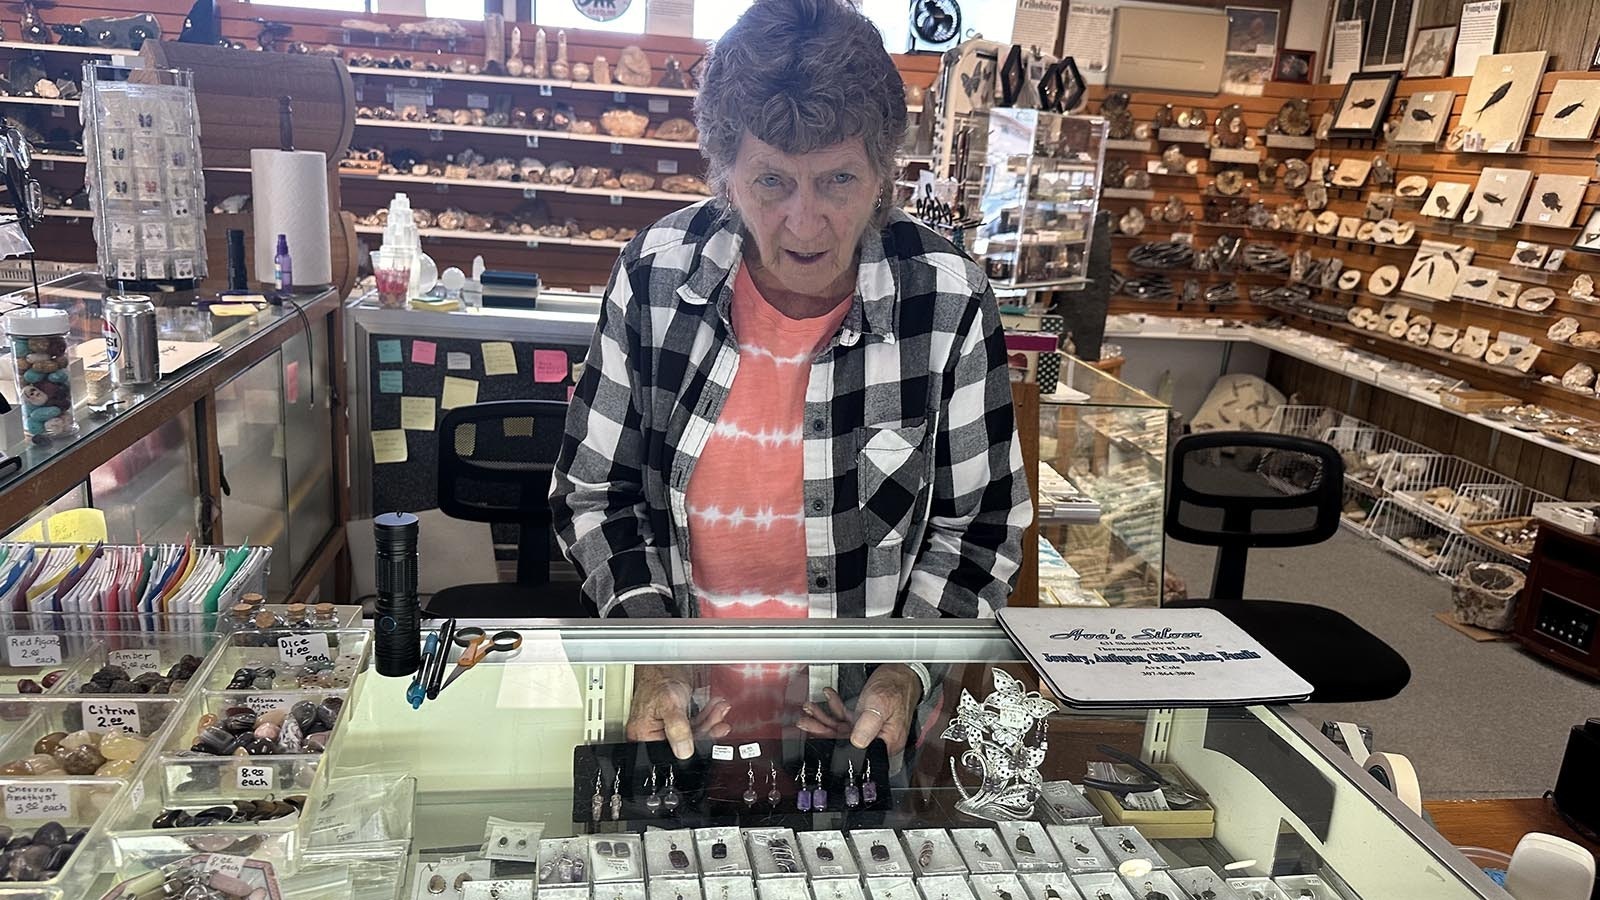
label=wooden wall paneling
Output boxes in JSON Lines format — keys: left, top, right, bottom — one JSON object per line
{"left": 1405, "top": 0, "right": 1592, "bottom": 71}
{"left": 1563, "top": 458, "right": 1600, "bottom": 500}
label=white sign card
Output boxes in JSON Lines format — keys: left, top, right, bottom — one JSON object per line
{"left": 644, "top": 0, "right": 693, "bottom": 37}
{"left": 1013, "top": 0, "right": 1064, "bottom": 55}
{"left": 1062, "top": 2, "right": 1113, "bottom": 77}
{"left": 6, "top": 634, "right": 61, "bottom": 666}
{"left": 1453, "top": 0, "right": 1502, "bottom": 77}
{"left": 1329, "top": 19, "right": 1363, "bottom": 84}
{"left": 996, "top": 608, "right": 1313, "bottom": 707}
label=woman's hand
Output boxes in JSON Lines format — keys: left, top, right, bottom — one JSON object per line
{"left": 625, "top": 665, "right": 732, "bottom": 759}
{"left": 795, "top": 664, "right": 924, "bottom": 757}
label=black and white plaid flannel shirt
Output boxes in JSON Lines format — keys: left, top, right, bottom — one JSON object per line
{"left": 551, "top": 201, "right": 1031, "bottom": 619}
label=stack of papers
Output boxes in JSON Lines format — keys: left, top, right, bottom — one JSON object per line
{"left": 0, "top": 541, "right": 269, "bottom": 632}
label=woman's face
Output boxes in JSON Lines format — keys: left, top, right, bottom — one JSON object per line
{"left": 728, "top": 134, "right": 880, "bottom": 298}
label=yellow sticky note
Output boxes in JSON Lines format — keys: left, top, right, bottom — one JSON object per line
{"left": 400, "top": 396, "right": 437, "bottom": 431}
{"left": 441, "top": 376, "right": 479, "bottom": 410}
{"left": 10, "top": 521, "right": 44, "bottom": 542}
{"left": 481, "top": 341, "right": 518, "bottom": 376}
{"left": 46, "top": 508, "right": 107, "bottom": 543}
{"left": 372, "top": 429, "right": 408, "bottom": 464}
{"left": 209, "top": 302, "right": 265, "bottom": 317}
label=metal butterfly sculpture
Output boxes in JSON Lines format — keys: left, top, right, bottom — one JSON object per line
{"left": 943, "top": 668, "right": 1058, "bottom": 821}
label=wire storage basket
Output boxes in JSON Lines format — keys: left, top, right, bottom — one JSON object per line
{"left": 1378, "top": 454, "right": 1519, "bottom": 530}
{"left": 1323, "top": 426, "right": 1436, "bottom": 496}
{"left": 1365, "top": 498, "right": 1453, "bottom": 573}
{"left": 1264, "top": 405, "right": 1371, "bottom": 439}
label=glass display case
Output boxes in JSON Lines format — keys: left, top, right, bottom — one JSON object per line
{"left": 1038, "top": 359, "right": 1169, "bottom": 608}
{"left": 974, "top": 112, "right": 1107, "bottom": 290}
{"left": 0, "top": 621, "right": 1509, "bottom": 899}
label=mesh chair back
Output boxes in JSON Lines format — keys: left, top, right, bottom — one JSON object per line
{"left": 1166, "top": 430, "right": 1344, "bottom": 550}
{"left": 438, "top": 400, "right": 568, "bottom": 523}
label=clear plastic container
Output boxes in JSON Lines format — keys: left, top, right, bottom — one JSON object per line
{"left": 5, "top": 308, "right": 77, "bottom": 440}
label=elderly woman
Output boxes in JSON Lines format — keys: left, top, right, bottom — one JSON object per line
{"left": 551, "top": 0, "right": 1031, "bottom": 759}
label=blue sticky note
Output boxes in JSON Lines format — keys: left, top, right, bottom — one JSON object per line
{"left": 378, "top": 370, "right": 403, "bottom": 394}
{"left": 377, "top": 339, "right": 402, "bottom": 364}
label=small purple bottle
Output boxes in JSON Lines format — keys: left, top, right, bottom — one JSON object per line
{"left": 273, "top": 233, "right": 293, "bottom": 292}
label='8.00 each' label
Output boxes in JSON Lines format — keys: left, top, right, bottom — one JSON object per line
{"left": 3, "top": 783, "right": 72, "bottom": 819}
{"left": 82, "top": 701, "right": 140, "bottom": 734}
{"left": 236, "top": 765, "right": 273, "bottom": 791}
{"left": 6, "top": 634, "right": 62, "bottom": 666}
{"left": 277, "top": 633, "right": 331, "bottom": 665}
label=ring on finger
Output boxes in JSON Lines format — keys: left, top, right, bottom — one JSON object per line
{"left": 862, "top": 707, "right": 886, "bottom": 719}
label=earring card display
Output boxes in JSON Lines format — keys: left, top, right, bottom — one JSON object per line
{"left": 846, "top": 829, "right": 915, "bottom": 876}
{"left": 569, "top": 738, "right": 891, "bottom": 826}
{"left": 1045, "top": 825, "right": 1115, "bottom": 873}
{"left": 592, "top": 835, "right": 647, "bottom": 882}
{"left": 699, "top": 826, "right": 755, "bottom": 876}
{"left": 950, "top": 828, "right": 1019, "bottom": 873}
{"left": 1069, "top": 873, "right": 1136, "bottom": 900}
{"left": 82, "top": 62, "right": 209, "bottom": 288}
{"left": 969, "top": 874, "right": 1028, "bottom": 900}
{"left": 1459, "top": 51, "right": 1549, "bottom": 153}
{"left": 799, "top": 830, "right": 860, "bottom": 879}
{"left": 1170, "top": 867, "right": 1244, "bottom": 900}
{"left": 1021, "top": 874, "right": 1080, "bottom": 900}
{"left": 866, "top": 879, "right": 919, "bottom": 900}
{"left": 705, "top": 877, "right": 759, "bottom": 900}
{"left": 903, "top": 829, "right": 968, "bottom": 876}
{"left": 996, "top": 821, "right": 1062, "bottom": 872}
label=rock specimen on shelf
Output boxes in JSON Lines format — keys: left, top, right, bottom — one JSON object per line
{"left": 506, "top": 27, "right": 525, "bottom": 77}
{"left": 593, "top": 55, "right": 612, "bottom": 85}
{"left": 616, "top": 46, "right": 653, "bottom": 87}
{"left": 601, "top": 107, "right": 650, "bottom": 139}
{"left": 551, "top": 30, "right": 570, "bottom": 80}
{"left": 533, "top": 28, "right": 548, "bottom": 79}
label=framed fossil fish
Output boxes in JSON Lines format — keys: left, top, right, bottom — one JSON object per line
{"left": 1451, "top": 264, "right": 1501, "bottom": 303}
{"left": 1330, "top": 71, "right": 1400, "bottom": 139}
{"left": 1521, "top": 172, "right": 1587, "bottom": 228}
{"left": 1401, "top": 240, "right": 1475, "bottom": 301}
{"left": 1534, "top": 79, "right": 1600, "bottom": 140}
{"left": 1391, "top": 90, "right": 1455, "bottom": 144}
{"left": 1463, "top": 168, "right": 1533, "bottom": 229}
{"left": 1573, "top": 208, "right": 1600, "bottom": 254}
{"left": 1460, "top": 51, "right": 1549, "bottom": 152}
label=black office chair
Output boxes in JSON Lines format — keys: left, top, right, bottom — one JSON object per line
{"left": 425, "top": 400, "right": 595, "bottom": 619}
{"left": 1163, "top": 430, "right": 1410, "bottom": 703}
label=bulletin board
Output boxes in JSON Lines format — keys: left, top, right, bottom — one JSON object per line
{"left": 365, "top": 332, "right": 584, "bottom": 520}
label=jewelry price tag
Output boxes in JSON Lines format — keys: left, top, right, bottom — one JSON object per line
{"left": 711, "top": 745, "right": 735, "bottom": 761}
{"left": 3, "top": 783, "right": 72, "bottom": 819}
{"left": 738, "top": 743, "right": 761, "bottom": 759}
{"left": 6, "top": 634, "right": 62, "bottom": 666}
{"left": 107, "top": 649, "right": 161, "bottom": 676}
{"left": 236, "top": 765, "right": 272, "bottom": 791}
{"left": 278, "top": 633, "right": 331, "bottom": 665}
{"left": 82, "top": 701, "right": 140, "bottom": 734}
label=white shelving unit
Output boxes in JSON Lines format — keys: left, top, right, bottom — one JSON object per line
{"left": 353, "top": 223, "right": 627, "bottom": 249}
{"left": 340, "top": 170, "right": 707, "bottom": 204}
{"left": 353, "top": 117, "right": 700, "bottom": 151}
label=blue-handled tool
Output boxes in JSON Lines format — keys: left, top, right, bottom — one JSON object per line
{"left": 408, "top": 632, "right": 439, "bottom": 709}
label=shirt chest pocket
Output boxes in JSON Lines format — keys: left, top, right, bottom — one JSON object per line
{"left": 857, "top": 420, "right": 930, "bottom": 547}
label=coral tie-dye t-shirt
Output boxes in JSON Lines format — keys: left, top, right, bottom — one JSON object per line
{"left": 687, "top": 265, "right": 850, "bottom": 619}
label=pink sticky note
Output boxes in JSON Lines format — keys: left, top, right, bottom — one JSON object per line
{"left": 534, "top": 349, "right": 569, "bottom": 383}
{"left": 412, "top": 340, "right": 437, "bottom": 365}
{"left": 285, "top": 360, "right": 300, "bottom": 404}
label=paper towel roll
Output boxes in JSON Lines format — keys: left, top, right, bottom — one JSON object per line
{"left": 251, "top": 148, "right": 332, "bottom": 288}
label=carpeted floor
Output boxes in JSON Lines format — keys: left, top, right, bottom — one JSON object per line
{"left": 1164, "top": 529, "right": 1599, "bottom": 801}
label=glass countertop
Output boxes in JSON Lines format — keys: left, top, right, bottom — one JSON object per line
{"left": 0, "top": 274, "right": 330, "bottom": 495}
{"left": 1045, "top": 358, "right": 1166, "bottom": 410}
{"left": 323, "top": 621, "right": 1503, "bottom": 900}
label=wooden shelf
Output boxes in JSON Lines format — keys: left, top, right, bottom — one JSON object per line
{"left": 0, "top": 41, "right": 116, "bottom": 56}
{"left": 353, "top": 118, "right": 699, "bottom": 150}
{"left": 339, "top": 170, "right": 707, "bottom": 204}
{"left": 349, "top": 64, "right": 699, "bottom": 98}
{"left": 353, "top": 222, "right": 628, "bottom": 249}
{"left": 0, "top": 96, "right": 78, "bottom": 108}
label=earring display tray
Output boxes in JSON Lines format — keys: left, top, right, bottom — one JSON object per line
{"left": 571, "top": 738, "right": 892, "bottom": 827}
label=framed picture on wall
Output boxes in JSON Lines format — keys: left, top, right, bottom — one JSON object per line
{"left": 1329, "top": 71, "right": 1400, "bottom": 139}
{"left": 1273, "top": 49, "right": 1315, "bottom": 83}
{"left": 1405, "top": 25, "right": 1457, "bottom": 78}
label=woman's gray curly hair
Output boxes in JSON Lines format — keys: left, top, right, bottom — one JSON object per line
{"left": 694, "top": 0, "right": 907, "bottom": 216}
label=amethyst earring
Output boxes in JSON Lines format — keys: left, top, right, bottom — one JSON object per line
{"left": 812, "top": 760, "right": 828, "bottom": 811}
{"left": 767, "top": 761, "right": 780, "bottom": 805}
{"left": 796, "top": 764, "right": 813, "bottom": 812}
{"left": 845, "top": 760, "right": 860, "bottom": 808}
{"left": 862, "top": 758, "right": 878, "bottom": 804}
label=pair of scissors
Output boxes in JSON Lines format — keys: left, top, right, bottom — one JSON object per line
{"left": 440, "top": 627, "right": 523, "bottom": 693}
{"left": 1084, "top": 743, "right": 1210, "bottom": 808}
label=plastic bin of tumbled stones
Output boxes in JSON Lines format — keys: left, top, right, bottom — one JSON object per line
{"left": 162, "top": 693, "right": 347, "bottom": 798}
